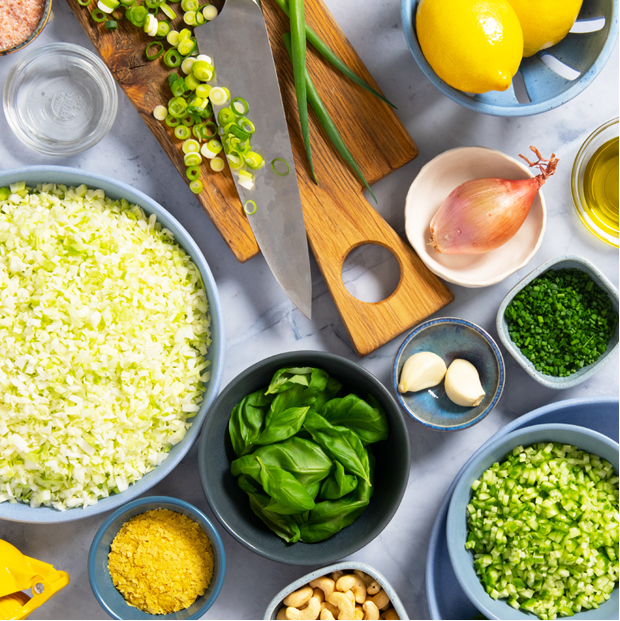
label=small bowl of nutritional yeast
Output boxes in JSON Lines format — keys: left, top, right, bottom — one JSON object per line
{"left": 571, "top": 118, "right": 619, "bottom": 247}
{"left": 497, "top": 255, "right": 619, "bottom": 389}
{"left": 0, "top": 0, "right": 52, "bottom": 56}
{"left": 88, "top": 496, "right": 226, "bottom": 620}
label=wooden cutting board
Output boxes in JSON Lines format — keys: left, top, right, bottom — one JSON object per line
{"left": 67, "top": 0, "right": 454, "bottom": 355}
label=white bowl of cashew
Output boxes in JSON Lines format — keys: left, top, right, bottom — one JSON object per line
{"left": 263, "top": 562, "right": 408, "bottom": 620}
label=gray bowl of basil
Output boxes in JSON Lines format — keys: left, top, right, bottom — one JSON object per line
{"left": 198, "top": 351, "right": 410, "bottom": 565}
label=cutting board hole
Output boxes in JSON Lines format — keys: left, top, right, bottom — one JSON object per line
{"left": 342, "top": 244, "right": 401, "bottom": 303}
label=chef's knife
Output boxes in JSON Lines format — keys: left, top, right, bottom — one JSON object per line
{"left": 195, "top": 0, "right": 313, "bottom": 319}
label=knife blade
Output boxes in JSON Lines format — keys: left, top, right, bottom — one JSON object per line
{"left": 194, "top": 0, "right": 313, "bottom": 319}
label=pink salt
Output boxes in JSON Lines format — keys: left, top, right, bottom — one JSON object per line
{"left": 0, "top": 0, "right": 46, "bottom": 50}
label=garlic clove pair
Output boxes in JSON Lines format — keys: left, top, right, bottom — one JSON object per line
{"left": 444, "top": 359, "right": 485, "bottom": 407}
{"left": 398, "top": 351, "right": 446, "bottom": 393}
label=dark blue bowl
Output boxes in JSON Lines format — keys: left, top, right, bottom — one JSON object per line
{"left": 89, "top": 496, "right": 226, "bottom": 620}
{"left": 393, "top": 318, "right": 505, "bottom": 431}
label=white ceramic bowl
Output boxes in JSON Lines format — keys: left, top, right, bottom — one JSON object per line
{"left": 405, "top": 147, "right": 546, "bottom": 288}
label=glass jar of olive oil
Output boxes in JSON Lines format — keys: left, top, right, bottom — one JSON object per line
{"left": 571, "top": 118, "right": 619, "bottom": 247}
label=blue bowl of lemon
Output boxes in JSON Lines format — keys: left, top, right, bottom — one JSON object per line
{"left": 402, "top": 0, "right": 619, "bottom": 116}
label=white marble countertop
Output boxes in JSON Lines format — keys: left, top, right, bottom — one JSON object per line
{"left": 0, "top": 1, "right": 618, "bottom": 619}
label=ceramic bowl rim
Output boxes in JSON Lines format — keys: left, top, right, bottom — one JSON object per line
{"left": 88, "top": 495, "right": 226, "bottom": 620}
{"left": 446, "top": 422, "right": 620, "bottom": 620}
{"left": 198, "top": 349, "right": 411, "bottom": 565}
{"left": 392, "top": 317, "right": 505, "bottom": 431}
{"left": 262, "top": 561, "right": 409, "bottom": 620}
{"left": 404, "top": 146, "right": 547, "bottom": 288}
{"left": 0, "top": 0, "right": 53, "bottom": 56}
{"left": 400, "top": 0, "right": 619, "bottom": 117}
{"left": 0, "top": 165, "right": 225, "bottom": 523}
{"left": 496, "top": 254, "right": 619, "bottom": 389}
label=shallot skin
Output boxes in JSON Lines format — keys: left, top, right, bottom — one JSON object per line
{"left": 429, "top": 147, "right": 559, "bottom": 255}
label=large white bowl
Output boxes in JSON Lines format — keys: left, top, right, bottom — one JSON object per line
{"left": 405, "top": 147, "right": 546, "bottom": 288}
{"left": 0, "top": 166, "right": 225, "bottom": 523}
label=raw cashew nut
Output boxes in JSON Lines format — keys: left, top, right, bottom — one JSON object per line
{"left": 335, "top": 575, "right": 367, "bottom": 604}
{"left": 320, "top": 610, "right": 335, "bottom": 621}
{"left": 321, "top": 602, "right": 339, "bottom": 616}
{"left": 310, "top": 577, "right": 335, "bottom": 601}
{"left": 380, "top": 608, "right": 400, "bottom": 620}
{"left": 369, "top": 590, "right": 390, "bottom": 611}
{"left": 284, "top": 586, "right": 314, "bottom": 608}
{"left": 331, "top": 570, "right": 344, "bottom": 581}
{"left": 353, "top": 570, "right": 374, "bottom": 586}
{"left": 354, "top": 605, "right": 364, "bottom": 620}
{"left": 277, "top": 607, "right": 288, "bottom": 620}
{"left": 366, "top": 580, "right": 381, "bottom": 596}
{"left": 328, "top": 591, "right": 355, "bottom": 621}
{"left": 312, "top": 588, "right": 325, "bottom": 604}
{"left": 362, "top": 601, "right": 380, "bottom": 620}
{"left": 286, "top": 596, "right": 321, "bottom": 621}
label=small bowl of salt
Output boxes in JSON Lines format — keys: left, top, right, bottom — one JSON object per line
{"left": 0, "top": 0, "right": 53, "bottom": 56}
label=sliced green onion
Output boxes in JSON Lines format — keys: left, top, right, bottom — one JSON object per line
{"left": 119, "top": 0, "right": 134, "bottom": 6}
{"left": 210, "top": 156, "right": 225, "bottom": 172}
{"left": 177, "top": 27, "right": 192, "bottom": 40}
{"left": 165, "top": 114, "right": 181, "bottom": 127}
{"left": 145, "top": 40, "right": 164, "bottom": 60}
{"left": 144, "top": 13, "right": 158, "bottom": 36}
{"left": 104, "top": 18, "right": 118, "bottom": 29}
{"left": 181, "top": 57, "right": 195, "bottom": 75}
{"left": 189, "top": 180, "right": 203, "bottom": 194}
{"left": 195, "top": 11, "right": 205, "bottom": 24}
{"left": 243, "top": 199, "right": 257, "bottom": 215}
{"left": 226, "top": 151, "right": 244, "bottom": 171}
{"left": 186, "top": 166, "right": 201, "bottom": 181}
{"left": 180, "top": 113, "right": 197, "bottom": 126}
{"left": 77, "top": 0, "right": 91, "bottom": 6}
{"left": 125, "top": 4, "right": 147, "bottom": 25}
{"left": 182, "top": 138, "right": 200, "bottom": 154}
{"left": 181, "top": 0, "right": 199, "bottom": 10}
{"left": 159, "top": 1, "right": 176, "bottom": 19}
{"left": 184, "top": 152, "right": 202, "bottom": 166}
{"left": 166, "top": 29, "right": 180, "bottom": 46}
{"left": 236, "top": 117, "right": 255, "bottom": 135}
{"left": 177, "top": 37, "right": 196, "bottom": 56}
{"left": 217, "top": 107, "right": 236, "bottom": 127}
{"left": 196, "top": 53, "right": 212, "bottom": 64}
{"left": 174, "top": 125, "right": 191, "bottom": 140}
{"left": 91, "top": 7, "right": 107, "bottom": 21}
{"left": 145, "top": 0, "right": 161, "bottom": 8}
{"left": 231, "top": 97, "right": 249, "bottom": 116}
{"left": 271, "top": 158, "right": 290, "bottom": 176}
{"left": 184, "top": 73, "right": 199, "bottom": 90}
{"left": 192, "top": 59, "right": 213, "bottom": 82}
{"left": 156, "top": 20, "right": 170, "bottom": 38}
{"left": 195, "top": 83, "right": 211, "bottom": 99}
{"left": 201, "top": 139, "right": 223, "bottom": 158}
{"left": 168, "top": 96, "right": 188, "bottom": 117}
{"left": 97, "top": 0, "right": 118, "bottom": 13}
{"left": 209, "top": 87, "right": 229, "bottom": 106}
{"left": 163, "top": 48, "right": 182, "bottom": 68}
{"left": 153, "top": 105, "right": 168, "bottom": 121}
{"left": 170, "top": 77, "right": 187, "bottom": 97}
{"left": 244, "top": 151, "right": 264, "bottom": 170}
{"left": 237, "top": 169, "right": 255, "bottom": 190}
{"left": 183, "top": 10, "right": 197, "bottom": 25}
{"left": 202, "top": 3, "right": 217, "bottom": 19}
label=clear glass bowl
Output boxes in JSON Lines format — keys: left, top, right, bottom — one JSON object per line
{"left": 3, "top": 42, "right": 118, "bottom": 155}
{"left": 571, "top": 118, "right": 619, "bottom": 247}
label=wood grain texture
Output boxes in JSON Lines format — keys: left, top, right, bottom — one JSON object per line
{"left": 66, "top": 0, "right": 454, "bottom": 355}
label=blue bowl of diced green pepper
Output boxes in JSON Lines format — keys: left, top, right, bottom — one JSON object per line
{"left": 446, "top": 423, "right": 619, "bottom": 620}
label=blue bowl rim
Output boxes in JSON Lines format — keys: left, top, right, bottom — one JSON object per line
{"left": 496, "top": 254, "right": 619, "bottom": 389}
{"left": 0, "top": 165, "right": 225, "bottom": 523}
{"left": 262, "top": 561, "right": 409, "bottom": 620}
{"left": 198, "top": 349, "right": 411, "bottom": 565}
{"left": 88, "top": 495, "right": 226, "bottom": 620}
{"left": 392, "top": 317, "right": 505, "bottom": 431}
{"left": 401, "top": 0, "right": 620, "bottom": 117}
{"left": 445, "top": 422, "right": 619, "bottom": 620}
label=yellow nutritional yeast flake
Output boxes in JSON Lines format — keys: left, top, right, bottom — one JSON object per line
{"left": 108, "top": 508, "right": 214, "bottom": 614}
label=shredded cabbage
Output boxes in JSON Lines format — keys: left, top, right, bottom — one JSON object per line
{"left": 0, "top": 183, "right": 211, "bottom": 510}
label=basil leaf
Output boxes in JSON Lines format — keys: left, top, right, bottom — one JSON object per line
{"left": 319, "top": 460, "right": 358, "bottom": 500}
{"left": 303, "top": 412, "right": 371, "bottom": 485}
{"left": 299, "top": 477, "right": 373, "bottom": 543}
{"left": 228, "top": 388, "right": 271, "bottom": 457}
{"left": 247, "top": 491, "right": 301, "bottom": 543}
{"left": 256, "top": 457, "right": 316, "bottom": 513}
{"left": 321, "top": 393, "right": 388, "bottom": 445}
{"left": 255, "top": 405, "right": 310, "bottom": 446}
{"left": 265, "top": 367, "right": 313, "bottom": 394}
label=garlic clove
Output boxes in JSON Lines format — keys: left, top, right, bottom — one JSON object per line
{"left": 444, "top": 359, "right": 485, "bottom": 407}
{"left": 398, "top": 351, "right": 447, "bottom": 393}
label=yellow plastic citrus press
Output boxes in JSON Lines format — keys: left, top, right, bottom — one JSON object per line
{"left": 0, "top": 540, "right": 70, "bottom": 620}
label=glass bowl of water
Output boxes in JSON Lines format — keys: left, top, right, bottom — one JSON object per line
{"left": 3, "top": 42, "right": 118, "bottom": 155}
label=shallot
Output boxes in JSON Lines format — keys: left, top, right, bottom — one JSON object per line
{"left": 429, "top": 147, "right": 558, "bottom": 254}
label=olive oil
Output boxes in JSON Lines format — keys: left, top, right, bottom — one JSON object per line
{"left": 582, "top": 136, "right": 619, "bottom": 238}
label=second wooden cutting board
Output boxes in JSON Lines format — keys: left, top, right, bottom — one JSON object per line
{"left": 66, "top": 0, "right": 454, "bottom": 355}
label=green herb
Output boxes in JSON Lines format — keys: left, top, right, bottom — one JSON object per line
{"left": 228, "top": 366, "right": 388, "bottom": 543}
{"left": 273, "top": 0, "right": 396, "bottom": 109}
{"left": 467, "top": 442, "right": 619, "bottom": 619}
{"left": 504, "top": 268, "right": 617, "bottom": 377}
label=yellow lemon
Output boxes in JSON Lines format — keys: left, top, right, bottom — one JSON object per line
{"left": 506, "top": 0, "right": 583, "bottom": 57}
{"left": 416, "top": 0, "right": 523, "bottom": 94}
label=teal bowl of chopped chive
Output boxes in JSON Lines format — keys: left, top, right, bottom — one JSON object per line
{"left": 496, "top": 255, "right": 619, "bottom": 389}
{"left": 446, "top": 422, "right": 619, "bottom": 620}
